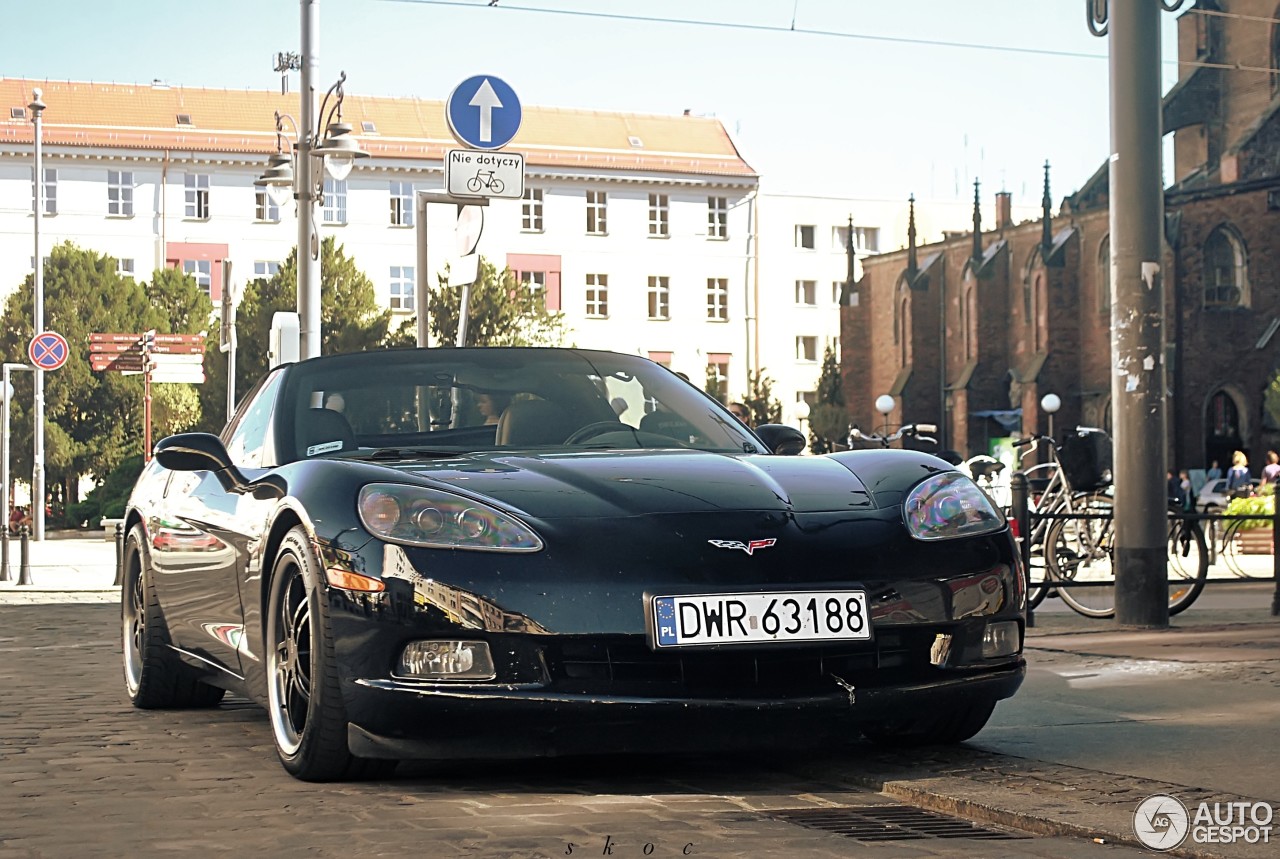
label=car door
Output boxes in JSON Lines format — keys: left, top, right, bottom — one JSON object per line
{"left": 150, "top": 370, "right": 285, "bottom": 678}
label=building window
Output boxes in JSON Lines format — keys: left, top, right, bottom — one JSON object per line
{"left": 323, "top": 178, "right": 348, "bottom": 224}
{"left": 108, "top": 170, "right": 134, "bottom": 217}
{"left": 184, "top": 173, "right": 210, "bottom": 220}
{"left": 648, "top": 193, "right": 669, "bottom": 237}
{"left": 518, "top": 270, "right": 546, "bottom": 302}
{"left": 796, "top": 335, "right": 818, "bottom": 362}
{"left": 522, "top": 187, "right": 543, "bottom": 232}
{"left": 390, "top": 181, "right": 414, "bottom": 227}
{"left": 117, "top": 258, "right": 135, "bottom": 280}
{"left": 254, "top": 260, "right": 281, "bottom": 279}
{"left": 390, "top": 265, "right": 415, "bottom": 311}
{"left": 795, "top": 280, "right": 817, "bottom": 306}
{"left": 707, "top": 196, "right": 727, "bottom": 240}
{"left": 1203, "top": 225, "right": 1248, "bottom": 309}
{"left": 182, "top": 259, "right": 212, "bottom": 295}
{"left": 795, "top": 224, "right": 815, "bottom": 250}
{"left": 1098, "top": 234, "right": 1111, "bottom": 314}
{"left": 706, "top": 278, "right": 728, "bottom": 321}
{"left": 585, "top": 274, "right": 608, "bottom": 318}
{"left": 254, "top": 188, "right": 280, "bottom": 223}
{"left": 647, "top": 275, "right": 670, "bottom": 320}
{"left": 856, "top": 226, "right": 879, "bottom": 252}
{"left": 834, "top": 225, "right": 880, "bottom": 253}
{"left": 706, "top": 357, "right": 729, "bottom": 402}
{"left": 586, "top": 190, "right": 607, "bottom": 235}
{"left": 31, "top": 167, "right": 56, "bottom": 215}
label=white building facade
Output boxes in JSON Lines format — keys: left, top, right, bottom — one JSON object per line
{"left": 0, "top": 78, "right": 1028, "bottom": 429}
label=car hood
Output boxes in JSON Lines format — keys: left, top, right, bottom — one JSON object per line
{"left": 372, "top": 449, "right": 877, "bottom": 519}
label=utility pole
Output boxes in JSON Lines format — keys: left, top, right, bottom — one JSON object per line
{"left": 1104, "top": 0, "right": 1169, "bottom": 627}
{"left": 29, "top": 89, "right": 46, "bottom": 541}
{"left": 299, "top": 0, "right": 320, "bottom": 359}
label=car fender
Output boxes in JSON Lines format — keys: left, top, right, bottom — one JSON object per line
{"left": 825, "top": 449, "right": 958, "bottom": 507}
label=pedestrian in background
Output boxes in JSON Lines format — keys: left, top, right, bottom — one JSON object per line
{"left": 1206, "top": 459, "right": 1222, "bottom": 482}
{"left": 1179, "top": 470, "right": 1193, "bottom": 511}
{"left": 1167, "top": 470, "right": 1186, "bottom": 509}
{"left": 1262, "top": 450, "right": 1280, "bottom": 485}
{"left": 1226, "top": 450, "right": 1252, "bottom": 497}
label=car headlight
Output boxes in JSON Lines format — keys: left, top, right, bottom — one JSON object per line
{"left": 357, "top": 483, "right": 543, "bottom": 552}
{"left": 904, "top": 471, "right": 1006, "bottom": 541}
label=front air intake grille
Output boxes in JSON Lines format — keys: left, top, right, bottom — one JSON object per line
{"left": 545, "top": 631, "right": 936, "bottom": 695}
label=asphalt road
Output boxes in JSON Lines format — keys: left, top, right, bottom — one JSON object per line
{"left": 0, "top": 602, "right": 1168, "bottom": 859}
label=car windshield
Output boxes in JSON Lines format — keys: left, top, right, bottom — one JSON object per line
{"left": 278, "top": 348, "right": 761, "bottom": 462}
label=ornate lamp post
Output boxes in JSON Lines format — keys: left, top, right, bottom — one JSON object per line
{"left": 875, "top": 394, "right": 895, "bottom": 438}
{"left": 1041, "top": 392, "right": 1062, "bottom": 442}
{"left": 255, "top": 2, "right": 367, "bottom": 360}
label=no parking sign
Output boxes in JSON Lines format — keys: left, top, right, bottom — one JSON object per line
{"left": 28, "top": 331, "right": 69, "bottom": 371}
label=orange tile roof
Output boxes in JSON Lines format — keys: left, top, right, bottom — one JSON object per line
{"left": 0, "top": 78, "right": 756, "bottom": 180}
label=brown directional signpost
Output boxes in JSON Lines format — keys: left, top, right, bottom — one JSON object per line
{"left": 89, "top": 331, "right": 205, "bottom": 461}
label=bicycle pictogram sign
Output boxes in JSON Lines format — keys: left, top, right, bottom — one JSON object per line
{"left": 28, "top": 331, "right": 69, "bottom": 371}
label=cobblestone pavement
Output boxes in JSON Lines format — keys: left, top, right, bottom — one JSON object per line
{"left": 0, "top": 604, "right": 1167, "bottom": 859}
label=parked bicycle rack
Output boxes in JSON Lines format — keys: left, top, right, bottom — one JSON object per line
{"left": 1006, "top": 472, "right": 1279, "bottom": 618}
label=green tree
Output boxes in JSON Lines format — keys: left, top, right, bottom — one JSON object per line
{"left": 426, "top": 257, "right": 567, "bottom": 347}
{"left": 809, "top": 345, "right": 848, "bottom": 453}
{"left": 740, "top": 371, "right": 783, "bottom": 426}
{"left": 198, "top": 238, "right": 395, "bottom": 431}
{"left": 147, "top": 265, "right": 214, "bottom": 335}
{"left": 0, "top": 242, "right": 174, "bottom": 506}
{"left": 1265, "top": 369, "right": 1280, "bottom": 429}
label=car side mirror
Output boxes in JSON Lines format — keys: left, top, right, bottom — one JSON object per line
{"left": 154, "top": 433, "right": 251, "bottom": 493}
{"left": 754, "top": 424, "right": 807, "bottom": 456}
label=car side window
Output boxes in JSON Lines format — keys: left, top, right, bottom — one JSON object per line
{"left": 225, "top": 370, "right": 285, "bottom": 468}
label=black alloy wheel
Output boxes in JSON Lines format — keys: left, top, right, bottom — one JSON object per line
{"left": 121, "top": 523, "right": 225, "bottom": 709}
{"left": 266, "top": 526, "right": 393, "bottom": 781}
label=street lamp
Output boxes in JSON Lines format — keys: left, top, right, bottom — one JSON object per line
{"left": 1041, "top": 392, "right": 1061, "bottom": 442}
{"left": 794, "top": 400, "right": 810, "bottom": 435}
{"left": 255, "top": 5, "right": 368, "bottom": 360}
{"left": 875, "top": 394, "right": 895, "bottom": 437}
{"left": 29, "top": 88, "right": 46, "bottom": 542}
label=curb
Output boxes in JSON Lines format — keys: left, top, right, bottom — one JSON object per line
{"left": 839, "top": 750, "right": 1275, "bottom": 859}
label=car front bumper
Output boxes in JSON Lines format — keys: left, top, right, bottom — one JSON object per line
{"left": 342, "top": 658, "right": 1025, "bottom": 760}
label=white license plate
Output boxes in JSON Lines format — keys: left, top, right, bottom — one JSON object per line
{"left": 650, "top": 590, "right": 871, "bottom": 648}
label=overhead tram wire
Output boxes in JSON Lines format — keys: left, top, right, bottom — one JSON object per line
{"left": 379, "top": 0, "right": 1110, "bottom": 62}
{"left": 379, "top": 0, "right": 1280, "bottom": 78}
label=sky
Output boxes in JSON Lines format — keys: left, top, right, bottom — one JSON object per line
{"left": 3, "top": 0, "right": 1181, "bottom": 205}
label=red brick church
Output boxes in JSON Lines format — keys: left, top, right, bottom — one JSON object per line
{"left": 841, "top": 0, "right": 1280, "bottom": 472}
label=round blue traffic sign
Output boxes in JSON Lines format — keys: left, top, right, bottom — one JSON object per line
{"left": 446, "top": 75, "right": 522, "bottom": 151}
{"left": 29, "top": 330, "right": 69, "bottom": 371}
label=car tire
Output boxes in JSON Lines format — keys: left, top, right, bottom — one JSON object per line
{"left": 266, "top": 526, "right": 394, "bottom": 782}
{"left": 861, "top": 696, "right": 997, "bottom": 747}
{"left": 121, "top": 523, "right": 226, "bottom": 709}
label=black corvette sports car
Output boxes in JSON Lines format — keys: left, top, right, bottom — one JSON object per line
{"left": 122, "top": 347, "right": 1025, "bottom": 781}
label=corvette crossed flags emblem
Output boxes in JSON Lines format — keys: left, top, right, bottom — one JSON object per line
{"left": 708, "top": 538, "right": 777, "bottom": 555}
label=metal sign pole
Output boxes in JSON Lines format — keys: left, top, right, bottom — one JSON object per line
{"left": 30, "top": 90, "right": 46, "bottom": 542}
{"left": 414, "top": 192, "right": 487, "bottom": 349}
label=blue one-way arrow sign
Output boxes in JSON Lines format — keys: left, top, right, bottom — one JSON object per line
{"left": 446, "top": 75, "right": 522, "bottom": 151}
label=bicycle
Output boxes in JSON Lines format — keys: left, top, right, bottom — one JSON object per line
{"left": 466, "top": 170, "right": 505, "bottom": 194}
{"left": 1013, "top": 430, "right": 1208, "bottom": 618}
{"left": 848, "top": 422, "right": 938, "bottom": 448}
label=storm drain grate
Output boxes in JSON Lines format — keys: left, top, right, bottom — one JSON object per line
{"left": 766, "top": 805, "right": 1029, "bottom": 842}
